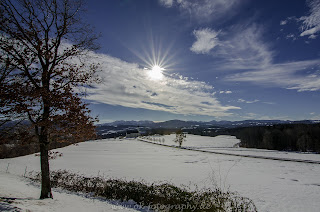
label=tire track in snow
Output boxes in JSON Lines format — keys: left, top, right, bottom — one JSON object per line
{"left": 137, "top": 138, "right": 320, "bottom": 165}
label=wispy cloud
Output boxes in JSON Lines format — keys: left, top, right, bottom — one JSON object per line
{"left": 85, "top": 52, "right": 239, "bottom": 117}
{"left": 158, "top": 0, "right": 244, "bottom": 22}
{"left": 300, "top": 0, "right": 320, "bottom": 38}
{"left": 191, "top": 24, "right": 273, "bottom": 70}
{"left": 159, "top": 0, "right": 173, "bottom": 7}
{"left": 189, "top": 24, "right": 320, "bottom": 92}
{"left": 286, "top": 33, "right": 297, "bottom": 40}
{"left": 226, "top": 60, "right": 320, "bottom": 91}
{"left": 219, "top": 90, "right": 232, "bottom": 94}
{"left": 237, "top": 99, "right": 260, "bottom": 104}
{"left": 237, "top": 112, "right": 290, "bottom": 120}
{"left": 281, "top": 0, "right": 320, "bottom": 39}
{"left": 218, "top": 25, "right": 273, "bottom": 71}
{"left": 280, "top": 20, "right": 288, "bottom": 25}
{"left": 309, "top": 112, "right": 320, "bottom": 120}
{"left": 190, "top": 28, "right": 220, "bottom": 54}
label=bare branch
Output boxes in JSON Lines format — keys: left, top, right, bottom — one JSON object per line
{"left": 1, "top": 1, "right": 99, "bottom": 197}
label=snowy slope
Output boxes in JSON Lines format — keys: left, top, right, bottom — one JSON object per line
{"left": 1, "top": 136, "right": 320, "bottom": 212}
{"left": 0, "top": 172, "right": 139, "bottom": 211}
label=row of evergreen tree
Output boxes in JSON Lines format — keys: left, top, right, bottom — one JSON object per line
{"left": 235, "top": 124, "right": 320, "bottom": 152}
{"left": 183, "top": 123, "right": 320, "bottom": 153}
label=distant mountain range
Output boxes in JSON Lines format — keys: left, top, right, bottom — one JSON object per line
{"left": 99, "top": 119, "right": 320, "bottom": 129}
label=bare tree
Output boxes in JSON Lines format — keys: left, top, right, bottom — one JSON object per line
{"left": 0, "top": 0, "right": 99, "bottom": 199}
{"left": 174, "top": 130, "right": 186, "bottom": 147}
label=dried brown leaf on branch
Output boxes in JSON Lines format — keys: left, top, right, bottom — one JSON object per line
{"left": 0, "top": 0, "right": 101, "bottom": 199}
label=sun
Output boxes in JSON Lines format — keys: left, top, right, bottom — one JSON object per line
{"left": 148, "top": 65, "right": 164, "bottom": 81}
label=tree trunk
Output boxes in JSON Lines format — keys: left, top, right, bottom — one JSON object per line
{"left": 39, "top": 133, "right": 53, "bottom": 199}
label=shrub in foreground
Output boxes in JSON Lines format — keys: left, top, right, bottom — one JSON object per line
{"left": 28, "top": 170, "right": 257, "bottom": 212}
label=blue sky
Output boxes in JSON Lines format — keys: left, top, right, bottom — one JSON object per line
{"left": 83, "top": 0, "right": 320, "bottom": 123}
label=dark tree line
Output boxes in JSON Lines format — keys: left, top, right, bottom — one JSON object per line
{"left": 182, "top": 125, "right": 241, "bottom": 138}
{"left": 183, "top": 123, "right": 320, "bottom": 153}
{"left": 0, "top": 121, "right": 94, "bottom": 158}
{"left": 236, "top": 124, "right": 320, "bottom": 152}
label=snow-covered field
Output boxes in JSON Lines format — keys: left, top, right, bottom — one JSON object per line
{"left": 144, "top": 134, "right": 320, "bottom": 162}
{"left": 145, "top": 134, "right": 241, "bottom": 148}
{"left": 1, "top": 135, "right": 320, "bottom": 212}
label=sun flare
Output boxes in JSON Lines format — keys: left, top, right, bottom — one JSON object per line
{"left": 148, "top": 65, "right": 164, "bottom": 81}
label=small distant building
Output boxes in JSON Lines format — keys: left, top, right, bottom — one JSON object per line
{"left": 126, "top": 129, "right": 140, "bottom": 138}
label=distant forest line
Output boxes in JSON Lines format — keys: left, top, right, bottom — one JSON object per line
{"left": 184, "top": 124, "right": 320, "bottom": 153}
{"left": 0, "top": 122, "right": 95, "bottom": 159}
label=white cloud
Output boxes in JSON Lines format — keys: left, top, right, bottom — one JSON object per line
{"left": 262, "top": 102, "right": 275, "bottom": 105}
{"left": 159, "top": 0, "right": 173, "bottom": 7}
{"left": 189, "top": 24, "right": 320, "bottom": 92}
{"left": 197, "top": 25, "right": 273, "bottom": 70}
{"left": 300, "top": 0, "right": 320, "bottom": 37}
{"left": 190, "top": 28, "right": 220, "bottom": 54}
{"left": 84, "top": 52, "right": 239, "bottom": 117}
{"left": 286, "top": 33, "right": 297, "bottom": 40}
{"left": 219, "top": 90, "right": 232, "bottom": 94}
{"left": 309, "top": 112, "right": 320, "bottom": 120}
{"left": 280, "top": 1, "right": 320, "bottom": 39}
{"left": 300, "top": 26, "right": 320, "bottom": 36}
{"left": 237, "top": 99, "right": 260, "bottom": 104}
{"left": 226, "top": 60, "right": 320, "bottom": 91}
{"left": 158, "top": 0, "right": 244, "bottom": 22}
{"left": 280, "top": 20, "right": 288, "bottom": 25}
{"left": 223, "top": 26, "right": 273, "bottom": 70}
{"left": 308, "top": 34, "right": 318, "bottom": 39}
{"left": 237, "top": 113, "right": 290, "bottom": 120}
